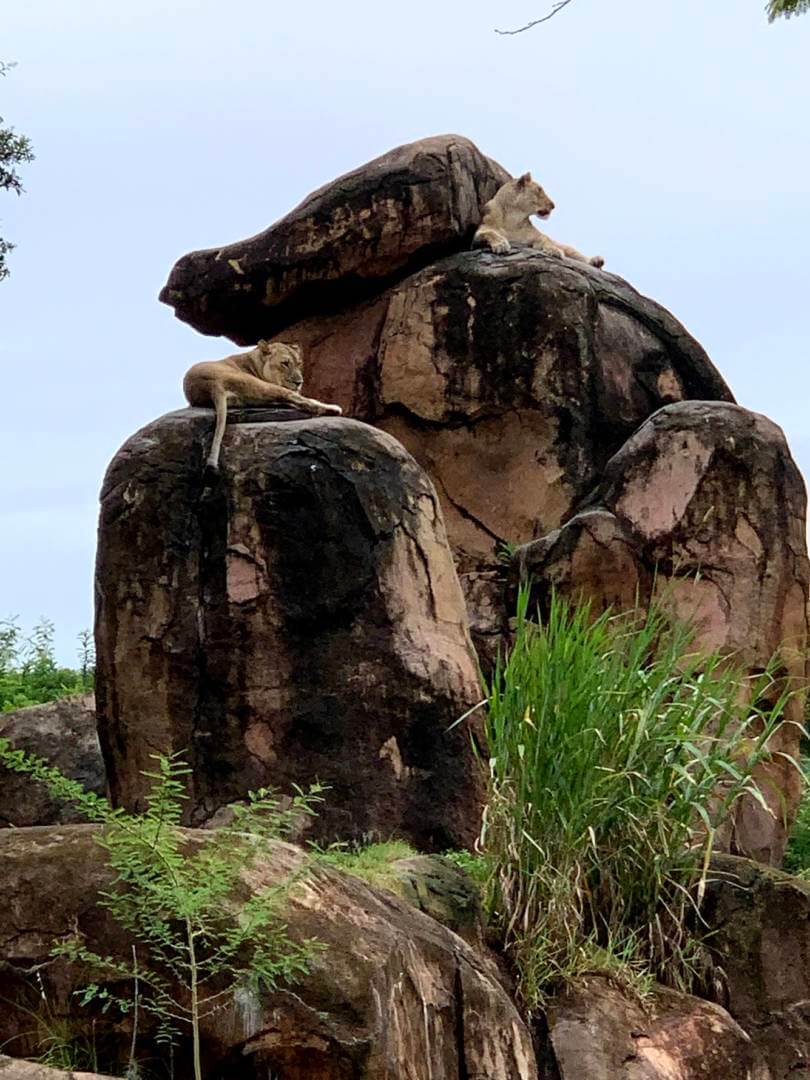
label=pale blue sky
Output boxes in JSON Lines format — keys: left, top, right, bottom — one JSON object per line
{"left": 2, "top": 0, "right": 809, "bottom": 663}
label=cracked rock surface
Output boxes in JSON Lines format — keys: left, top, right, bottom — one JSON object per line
{"left": 0, "top": 827, "right": 536, "bottom": 1080}
{"left": 95, "top": 411, "right": 484, "bottom": 849}
{"left": 0, "top": 1056, "right": 116, "bottom": 1080}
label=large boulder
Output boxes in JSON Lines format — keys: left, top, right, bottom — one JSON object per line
{"left": 702, "top": 853, "right": 810, "bottom": 1077}
{"left": 159, "top": 134, "right": 510, "bottom": 343}
{"left": 95, "top": 410, "right": 485, "bottom": 850}
{"left": 515, "top": 401, "right": 810, "bottom": 865}
{"left": 284, "top": 251, "right": 732, "bottom": 564}
{"left": 0, "top": 826, "right": 537, "bottom": 1080}
{"left": 544, "top": 976, "right": 771, "bottom": 1079}
{"left": 0, "top": 695, "right": 105, "bottom": 827}
{"left": 274, "top": 249, "right": 734, "bottom": 658}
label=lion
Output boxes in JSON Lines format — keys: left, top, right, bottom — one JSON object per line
{"left": 183, "top": 340, "right": 342, "bottom": 471}
{"left": 472, "top": 172, "right": 604, "bottom": 268}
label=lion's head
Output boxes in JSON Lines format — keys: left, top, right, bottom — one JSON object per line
{"left": 508, "top": 172, "right": 555, "bottom": 220}
{"left": 255, "top": 340, "right": 304, "bottom": 390}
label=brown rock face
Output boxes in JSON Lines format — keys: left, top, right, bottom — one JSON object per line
{"left": 275, "top": 249, "right": 733, "bottom": 657}
{"left": 0, "top": 695, "right": 105, "bottom": 827}
{"left": 159, "top": 135, "right": 510, "bottom": 343}
{"left": 516, "top": 401, "right": 810, "bottom": 865}
{"left": 703, "top": 854, "right": 810, "bottom": 1077}
{"left": 0, "top": 826, "right": 537, "bottom": 1080}
{"left": 288, "top": 252, "right": 732, "bottom": 562}
{"left": 95, "top": 410, "right": 484, "bottom": 850}
{"left": 544, "top": 976, "right": 770, "bottom": 1079}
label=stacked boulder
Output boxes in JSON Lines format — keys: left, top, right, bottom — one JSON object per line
{"left": 161, "top": 132, "right": 809, "bottom": 866}
{"left": 1, "top": 134, "right": 808, "bottom": 1080}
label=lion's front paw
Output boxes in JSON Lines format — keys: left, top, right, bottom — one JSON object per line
{"left": 323, "top": 403, "right": 343, "bottom": 416}
{"left": 489, "top": 237, "right": 511, "bottom": 255}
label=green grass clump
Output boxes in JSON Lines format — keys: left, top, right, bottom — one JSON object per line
{"left": 479, "top": 588, "right": 796, "bottom": 1011}
{"left": 784, "top": 759, "right": 810, "bottom": 875}
{"left": 315, "top": 839, "right": 418, "bottom": 889}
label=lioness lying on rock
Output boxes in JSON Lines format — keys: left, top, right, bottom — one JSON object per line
{"left": 473, "top": 172, "right": 604, "bottom": 268}
{"left": 183, "top": 340, "right": 342, "bottom": 471}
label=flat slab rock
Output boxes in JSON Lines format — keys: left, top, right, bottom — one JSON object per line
{"left": 0, "top": 1058, "right": 115, "bottom": 1080}
{"left": 0, "top": 826, "right": 537, "bottom": 1080}
{"left": 160, "top": 134, "right": 510, "bottom": 342}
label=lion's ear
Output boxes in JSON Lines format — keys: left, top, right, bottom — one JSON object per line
{"left": 257, "top": 339, "right": 269, "bottom": 350}
{"left": 517, "top": 171, "right": 532, "bottom": 186}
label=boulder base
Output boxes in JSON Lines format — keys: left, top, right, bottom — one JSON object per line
{"left": 703, "top": 853, "right": 810, "bottom": 1076}
{"left": 0, "top": 826, "right": 536, "bottom": 1080}
{"left": 545, "top": 976, "right": 770, "bottom": 1080}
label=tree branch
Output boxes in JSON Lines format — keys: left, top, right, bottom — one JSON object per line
{"left": 495, "top": 0, "right": 577, "bottom": 35}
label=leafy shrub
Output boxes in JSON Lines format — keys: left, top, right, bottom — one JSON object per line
{"left": 0, "top": 617, "right": 94, "bottom": 710}
{"left": 0, "top": 744, "right": 324, "bottom": 1080}
{"left": 478, "top": 588, "right": 797, "bottom": 1011}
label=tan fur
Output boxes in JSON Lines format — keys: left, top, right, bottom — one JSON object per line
{"left": 473, "top": 172, "right": 605, "bottom": 269}
{"left": 183, "top": 340, "right": 342, "bottom": 470}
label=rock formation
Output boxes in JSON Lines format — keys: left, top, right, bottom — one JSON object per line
{"left": 0, "top": 826, "right": 537, "bottom": 1080}
{"left": 278, "top": 249, "right": 738, "bottom": 659}
{"left": 6, "top": 826, "right": 810, "bottom": 1079}
{"left": 0, "top": 695, "right": 105, "bottom": 828}
{"left": 0, "top": 132, "right": 792, "bottom": 1080}
{"left": 161, "top": 134, "right": 808, "bottom": 860}
{"left": 95, "top": 410, "right": 484, "bottom": 850}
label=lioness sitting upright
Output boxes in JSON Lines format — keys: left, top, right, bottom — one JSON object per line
{"left": 183, "top": 339, "right": 342, "bottom": 471}
{"left": 473, "top": 172, "right": 604, "bottom": 268}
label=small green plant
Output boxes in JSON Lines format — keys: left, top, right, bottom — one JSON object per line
{"left": 496, "top": 540, "right": 519, "bottom": 565}
{"left": 479, "top": 587, "right": 798, "bottom": 1012}
{"left": 784, "top": 759, "right": 810, "bottom": 875}
{"left": 0, "top": 743, "right": 324, "bottom": 1080}
{"left": 441, "top": 849, "right": 489, "bottom": 886}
